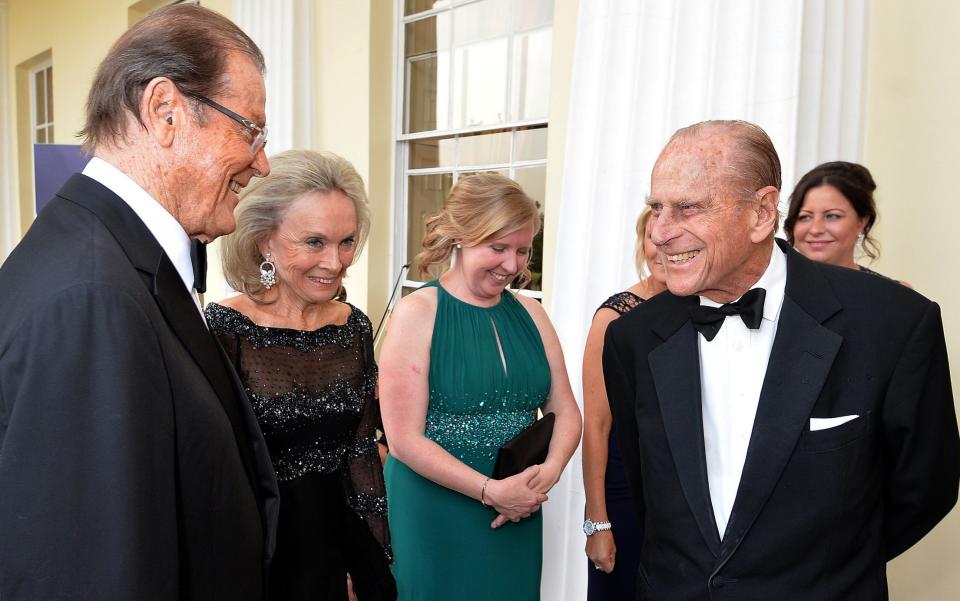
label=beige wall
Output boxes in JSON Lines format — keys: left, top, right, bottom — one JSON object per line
{"left": 864, "top": 1, "right": 960, "bottom": 598}
{"left": 5, "top": 0, "right": 232, "bottom": 234}
{"left": 542, "top": 0, "right": 579, "bottom": 308}
{"left": 7, "top": 0, "right": 126, "bottom": 229}
{"left": 311, "top": 0, "right": 394, "bottom": 319}
{"left": 314, "top": 0, "right": 370, "bottom": 312}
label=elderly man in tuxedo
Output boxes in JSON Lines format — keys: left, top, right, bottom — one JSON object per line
{"left": 603, "top": 120, "right": 959, "bottom": 600}
{"left": 0, "top": 5, "right": 278, "bottom": 600}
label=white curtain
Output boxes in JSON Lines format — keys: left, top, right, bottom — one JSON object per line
{"left": 543, "top": 1, "right": 867, "bottom": 599}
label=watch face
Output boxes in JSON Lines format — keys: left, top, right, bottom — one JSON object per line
{"left": 583, "top": 520, "right": 595, "bottom": 536}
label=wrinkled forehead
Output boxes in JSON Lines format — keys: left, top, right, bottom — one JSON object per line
{"left": 651, "top": 132, "right": 739, "bottom": 198}
{"left": 218, "top": 53, "right": 267, "bottom": 124}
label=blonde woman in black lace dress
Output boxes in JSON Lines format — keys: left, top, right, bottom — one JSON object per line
{"left": 581, "top": 208, "right": 666, "bottom": 600}
{"left": 206, "top": 150, "right": 395, "bottom": 601}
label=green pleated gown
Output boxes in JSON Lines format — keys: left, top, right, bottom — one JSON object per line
{"left": 384, "top": 281, "right": 551, "bottom": 601}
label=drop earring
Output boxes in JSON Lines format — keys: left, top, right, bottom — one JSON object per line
{"left": 259, "top": 252, "right": 277, "bottom": 289}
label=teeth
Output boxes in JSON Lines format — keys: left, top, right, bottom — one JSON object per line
{"left": 229, "top": 180, "right": 241, "bottom": 194}
{"left": 667, "top": 250, "right": 700, "bottom": 262}
{"left": 490, "top": 272, "right": 508, "bottom": 281}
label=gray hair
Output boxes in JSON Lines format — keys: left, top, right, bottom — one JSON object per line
{"left": 220, "top": 149, "right": 371, "bottom": 299}
{"left": 80, "top": 4, "right": 265, "bottom": 154}
{"left": 668, "top": 119, "right": 782, "bottom": 232}
{"left": 669, "top": 119, "right": 782, "bottom": 196}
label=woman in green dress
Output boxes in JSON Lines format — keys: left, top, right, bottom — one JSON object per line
{"left": 380, "top": 174, "right": 582, "bottom": 601}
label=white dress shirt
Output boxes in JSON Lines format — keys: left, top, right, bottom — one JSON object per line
{"left": 82, "top": 157, "right": 204, "bottom": 315}
{"left": 698, "top": 242, "right": 786, "bottom": 538}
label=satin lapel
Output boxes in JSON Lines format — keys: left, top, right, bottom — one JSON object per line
{"left": 718, "top": 242, "right": 843, "bottom": 561}
{"left": 649, "top": 321, "right": 721, "bottom": 555}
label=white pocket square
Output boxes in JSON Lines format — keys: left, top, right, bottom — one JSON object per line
{"left": 809, "top": 415, "right": 859, "bottom": 431}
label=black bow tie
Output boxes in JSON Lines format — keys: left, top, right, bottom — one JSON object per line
{"left": 190, "top": 239, "right": 207, "bottom": 294}
{"left": 688, "top": 288, "right": 766, "bottom": 342}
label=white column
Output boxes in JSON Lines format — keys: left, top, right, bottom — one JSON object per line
{"left": 232, "top": 0, "right": 315, "bottom": 152}
{"left": 544, "top": 2, "right": 867, "bottom": 600}
{"left": 0, "top": 0, "right": 20, "bottom": 261}
{"left": 207, "top": 0, "right": 315, "bottom": 301}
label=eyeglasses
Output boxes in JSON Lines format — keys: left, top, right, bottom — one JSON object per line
{"left": 190, "top": 94, "right": 267, "bottom": 155}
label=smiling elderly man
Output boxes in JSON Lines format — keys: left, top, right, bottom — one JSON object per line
{"left": 603, "top": 120, "right": 959, "bottom": 601}
{"left": 0, "top": 5, "right": 278, "bottom": 600}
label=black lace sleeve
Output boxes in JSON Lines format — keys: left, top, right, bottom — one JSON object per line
{"left": 596, "top": 290, "right": 645, "bottom": 316}
{"left": 206, "top": 303, "right": 241, "bottom": 369}
{"left": 342, "top": 311, "right": 392, "bottom": 561}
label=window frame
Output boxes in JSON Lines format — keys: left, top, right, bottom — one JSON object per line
{"left": 29, "top": 62, "right": 53, "bottom": 145}
{"left": 392, "top": 0, "right": 552, "bottom": 300}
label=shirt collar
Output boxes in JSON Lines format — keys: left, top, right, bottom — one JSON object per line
{"left": 82, "top": 157, "right": 195, "bottom": 292}
{"left": 698, "top": 241, "right": 787, "bottom": 323}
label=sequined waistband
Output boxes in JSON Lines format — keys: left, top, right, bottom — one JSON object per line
{"left": 271, "top": 435, "right": 378, "bottom": 482}
{"left": 424, "top": 409, "right": 536, "bottom": 455}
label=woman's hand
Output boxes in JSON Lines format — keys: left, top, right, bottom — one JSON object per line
{"left": 485, "top": 465, "right": 548, "bottom": 528}
{"left": 528, "top": 459, "right": 563, "bottom": 494}
{"left": 585, "top": 530, "right": 616, "bottom": 574}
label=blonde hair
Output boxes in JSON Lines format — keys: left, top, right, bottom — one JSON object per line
{"left": 416, "top": 173, "right": 542, "bottom": 288}
{"left": 220, "top": 149, "right": 371, "bottom": 300}
{"left": 634, "top": 206, "right": 653, "bottom": 275}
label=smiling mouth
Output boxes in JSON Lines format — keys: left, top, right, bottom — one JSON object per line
{"left": 665, "top": 250, "right": 700, "bottom": 263}
{"left": 489, "top": 271, "right": 512, "bottom": 282}
{"left": 308, "top": 276, "right": 336, "bottom": 285}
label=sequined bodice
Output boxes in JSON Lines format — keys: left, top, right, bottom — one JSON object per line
{"left": 206, "top": 302, "right": 380, "bottom": 482}
{"left": 422, "top": 282, "right": 551, "bottom": 470}
{"left": 207, "top": 301, "right": 391, "bottom": 555}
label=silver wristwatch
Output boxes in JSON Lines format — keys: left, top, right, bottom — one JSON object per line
{"left": 583, "top": 519, "right": 612, "bottom": 536}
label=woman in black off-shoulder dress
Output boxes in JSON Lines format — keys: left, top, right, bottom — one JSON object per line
{"left": 208, "top": 149, "right": 395, "bottom": 601}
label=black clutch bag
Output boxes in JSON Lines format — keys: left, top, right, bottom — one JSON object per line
{"left": 492, "top": 412, "right": 556, "bottom": 480}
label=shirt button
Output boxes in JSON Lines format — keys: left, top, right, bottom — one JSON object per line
{"left": 734, "top": 343, "right": 744, "bottom": 352}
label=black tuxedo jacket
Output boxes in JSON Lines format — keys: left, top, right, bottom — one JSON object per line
{"left": 0, "top": 175, "right": 279, "bottom": 600}
{"left": 604, "top": 239, "right": 959, "bottom": 601}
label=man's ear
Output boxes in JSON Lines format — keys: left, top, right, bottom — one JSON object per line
{"left": 141, "top": 77, "right": 180, "bottom": 148}
{"left": 750, "top": 185, "right": 780, "bottom": 243}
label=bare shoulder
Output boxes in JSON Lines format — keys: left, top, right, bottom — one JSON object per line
{"left": 512, "top": 290, "right": 549, "bottom": 321}
{"left": 394, "top": 286, "right": 437, "bottom": 317}
{"left": 214, "top": 293, "right": 256, "bottom": 317}
{"left": 381, "top": 286, "right": 437, "bottom": 366}
{"left": 387, "top": 286, "right": 438, "bottom": 335}
{"left": 590, "top": 306, "right": 621, "bottom": 333}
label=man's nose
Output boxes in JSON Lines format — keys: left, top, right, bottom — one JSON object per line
{"left": 252, "top": 148, "right": 271, "bottom": 178}
{"left": 650, "top": 212, "right": 678, "bottom": 247}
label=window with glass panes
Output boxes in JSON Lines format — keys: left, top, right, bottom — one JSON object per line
{"left": 31, "top": 64, "right": 53, "bottom": 144}
{"left": 396, "top": 0, "right": 553, "bottom": 296}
